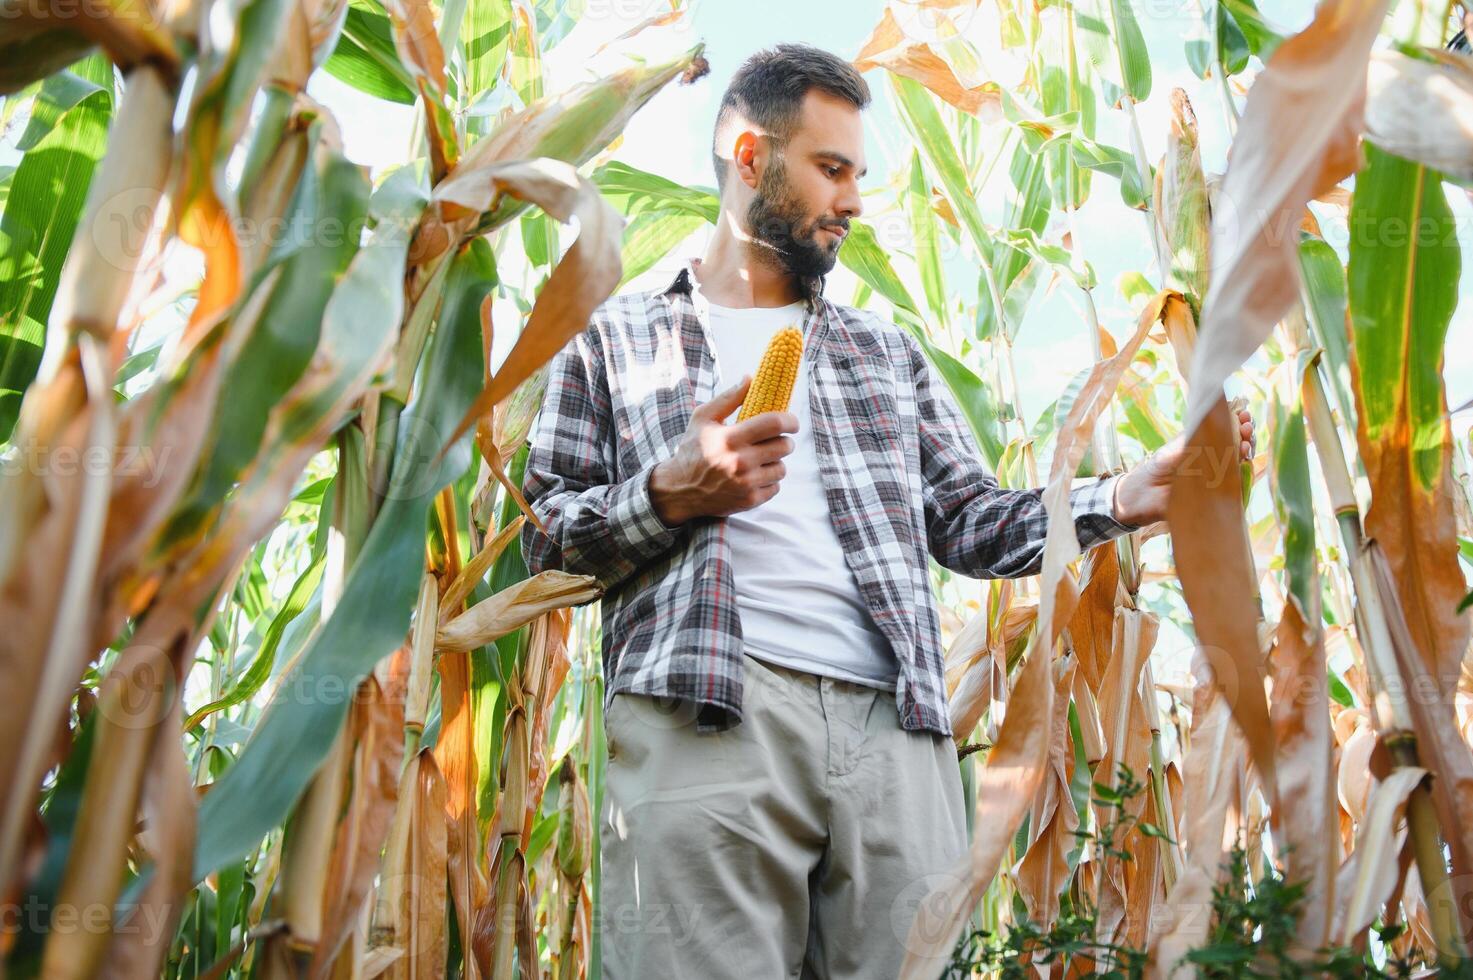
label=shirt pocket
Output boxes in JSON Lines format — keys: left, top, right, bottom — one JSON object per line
{"left": 834, "top": 351, "right": 903, "bottom": 455}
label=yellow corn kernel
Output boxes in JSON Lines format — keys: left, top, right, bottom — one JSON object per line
{"left": 737, "top": 326, "right": 804, "bottom": 421}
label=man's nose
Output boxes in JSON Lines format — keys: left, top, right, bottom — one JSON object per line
{"left": 836, "top": 179, "right": 862, "bottom": 220}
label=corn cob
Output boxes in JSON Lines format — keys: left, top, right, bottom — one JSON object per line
{"left": 737, "top": 325, "right": 804, "bottom": 421}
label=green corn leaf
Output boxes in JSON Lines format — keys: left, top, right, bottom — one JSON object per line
{"left": 0, "top": 55, "right": 112, "bottom": 442}
{"left": 1001, "top": 228, "right": 1095, "bottom": 290}
{"left": 183, "top": 557, "right": 326, "bottom": 732}
{"left": 905, "top": 150, "right": 949, "bottom": 329}
{"left": 1076, "top": 0, "right": 1152, "bottom": 104}
{"left": 891, "top": 74, "right": 991, "bottom": 263}
{"left": 1349, "top": 143, "right": 1460, "bottom": 491}
{"left": 1271, "top": 371, "right": 1316, "bottom": 616}
{"left": 462, "top": 0, "right": 514, "bottom": 105}
{"left": 1220, "top": 0, "right": 1283, "bottom": 60}
{"left": 619, "top": 211, "right": 706, "bottom": 286}
{"left": 1215, "top": 1, "right": 1252, "bottom": 75}
{"left": 1298, "top": 237, "right": 1354, "bottom": 432}
{"left": 1068, "top": 134, "right": 1148, "bottom": 210}
{"left": 838, "top": 219, "right": 919, "bottom": 316}
{"left": 325, "top": 4, "right": 417, "bottom": 104}
{"left": 593, "top": 160, "right": 719, "bottom": 221}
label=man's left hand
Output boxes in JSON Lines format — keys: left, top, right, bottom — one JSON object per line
{"left": 1111, "top": 404, "right": 1256, "bottom": 527}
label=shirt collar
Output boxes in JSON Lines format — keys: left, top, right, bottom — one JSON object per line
{"left": 660, "top": 256, "right": 828, "bottom": 308}
{"left": 661, "top": 256, "right": 835, "bottom": 365}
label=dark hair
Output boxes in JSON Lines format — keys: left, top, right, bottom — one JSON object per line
{"left": 711, "top": 44, "right": 871, "bottom": 189}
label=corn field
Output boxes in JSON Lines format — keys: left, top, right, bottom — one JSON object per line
{"left": 2, "top": 0, "right": 1472, "bottom": 975}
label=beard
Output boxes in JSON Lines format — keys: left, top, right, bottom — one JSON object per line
{"left": 743, "top": 152, "right": 847, "bottom": 302}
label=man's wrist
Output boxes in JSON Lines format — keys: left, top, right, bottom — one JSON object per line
{"left": 1110, "top": 470, "right": 1142, "bottom": 528}
{"left": 648, "top": 460, "right": 688, "bottom": 528}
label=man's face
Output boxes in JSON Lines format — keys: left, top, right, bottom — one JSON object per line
{"left": 742, "top": 90, "right": 867, "bottom": 280}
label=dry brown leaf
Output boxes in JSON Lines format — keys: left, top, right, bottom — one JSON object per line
{"left": 439, "top": 516, "right": 527, "bottom": 624}
{"left": 1331, "top": 705, "right": 1367, "bottom": 747}
{"left": 1100, "top": 777, "right": 1165, "bottom": 953}
{"left": 593, "top": 5, "right": 689, "bottom": 54}
{"left": 477, "top": 372, "right": 551, "bottom": 541}
{"left": 1332, "top": 767, "right": 1427, "bottom": 946}
{"left": 1095, "top": 610, "right": 1159, "bottom": 819}
{"left": 98, "top": 693, "right": 196, "bottom": 979}
{"left": 1269, "top": 598, "right": 1337, "bottom": 949}
{"left": 308, "top": 674, "right": 406, "bottom": 978}
{"left": 178, "top": 190, "right": 244, "bottom": 349}
{"left": 432, "top": 160, "right": 623, "bottom": 462}
{"left": 1365, "top": 543, "right": 1473, "bottom": 947}
{"left": 1012, "top": 656, "right": 1080, "bottom": 932}
{"left": 945, "top": 596, "right": 996, "bottom": 735}
{"left": 853, "top": 6, "right": 1001, "bottom": 116}
{"left": 1159, "top": 283, "right": 1199, "bottom": 384}
{"left": 1149, "top": 650, "right": 1248, "bottom": 977}
{"left": 1067, "top": 543, "right": 1122, "bottom": 696}
{"left": 1094, "top": 608, "right": 1161, "bottom": 947}
{"left": 519, "top": 609, "right": 574, "bottom": 846}
{"left": 436, "top": 571, "right": 600, "bottom": 653}
{"left": 1168, "top": 393, "right": 1278, "bottom": 796}
{"left": 1165, "top": 760, "right": 1185, "bottom": 842}
{"left": 406, "top": 752, "right": 450, "bottom": 980}
{"left": 433, "top": 647, "right": 490, "bottom": 980}
{"left": 1338, "top": 721, "right": 1377, "bottom": 823}
{"left": 1183, "top": 0, "right": 1390, "bottom": 438}
{"left": 382, "top": 0, "right": 447, "bottom": 97}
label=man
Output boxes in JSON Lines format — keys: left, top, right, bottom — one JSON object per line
{"left": 521, "top": 44, "right": 1255, "bottom": 979}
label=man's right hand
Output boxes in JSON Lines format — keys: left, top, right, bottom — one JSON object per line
{"left": 648, "top": 374, "right": 800, "bottom": 527}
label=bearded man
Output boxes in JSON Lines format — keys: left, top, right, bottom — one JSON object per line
{"left": 520, "top": 43, "right": 1255, "bottom": 979}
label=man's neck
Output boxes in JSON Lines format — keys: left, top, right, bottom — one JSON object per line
{"left": 693, "top": 210, "right": 805, "bottom": 308}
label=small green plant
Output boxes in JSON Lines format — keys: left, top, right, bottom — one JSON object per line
{"left": 945, "top": 909, "right": 1147, "bottom": 980}
{"left": 1078, "top": 763, "right": 1174, "bottom": 864}
{"left": 945, "top": 764, "right": 1459, "bottom": 977}
{"left": 944, "top": 764, "right": 1156, "bottom": 979}
{"left": 1184, "top": 844, "right": 1461, "bottom": 979}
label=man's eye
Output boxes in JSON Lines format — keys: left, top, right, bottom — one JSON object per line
{"left": 825, "top": 166, "right": 840, "bottom": 177}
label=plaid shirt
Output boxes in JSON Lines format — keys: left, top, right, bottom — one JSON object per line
{"left": 520, "top": 260, "right": 1137, "bottom": 737}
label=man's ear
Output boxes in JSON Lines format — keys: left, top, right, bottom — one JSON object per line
{"left": 731, "top": 130, "right": 761, "bottom": 189}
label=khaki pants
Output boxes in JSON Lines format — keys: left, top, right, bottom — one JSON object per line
{"left": 600, "top": 651, "right": 969, "bottom": 979}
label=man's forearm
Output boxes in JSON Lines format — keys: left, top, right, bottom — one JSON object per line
{"left": 521, "top": 454, "right": 691, "bottom": 593}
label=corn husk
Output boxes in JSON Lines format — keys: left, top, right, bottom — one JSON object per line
{"left": 1153, "top": 88, "right": 1211, "bottom": 314}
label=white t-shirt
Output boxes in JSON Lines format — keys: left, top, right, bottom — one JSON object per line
{"left": 702, "top": 299, "right": 899, "bottom": 691}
